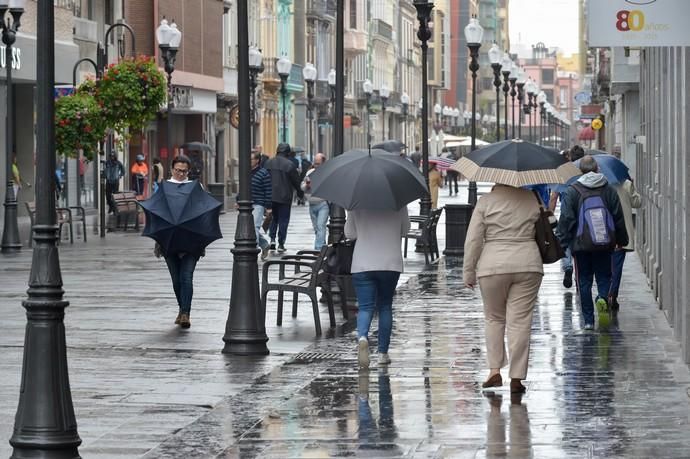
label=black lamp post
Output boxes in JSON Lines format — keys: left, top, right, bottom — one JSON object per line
{"left": 525, "top": 80, "right": 535, "bottom": 143}
{"left": 0, "top": 0, "right": 24, "bottom": 253}
{"left": 537, "top": 91, "right": 546, "bottom": 146}
{"left": 530, "top": 83, "right": 539, "bottom": 143}
{"left": 303, "top": 62, "right": 317, "bottom": 161}
{"left": 362, "top": 78, "right": 373, "bottom": 149}
{"left": 401, "top": 92, "right": 409, "bottom": 148}
{"left": 434, "top": 103, "right": 442, "bottom": 125}
{"left": 156, "top": 18, "right": 182, "bottom": 166}
{"left": 277, "top": 55, "right": 292, "bottom": 143}
{"left": 509, "top": 64, "right": 517, "bottom": 139}
{"left": 379, "top": 83, "right": 390, "bottom": 141}
{"left": 222, "top": 0, "right": 269, "bottom": 356}
{"left": 501, "top": 53, "right": 511, "bottom": 141}
{"left": 248, "top": 45, "right": 263, "bottom": 150}
{"left": 413, "top": 0, "right": 434, "bottom": 217}
{"left": 464, "top": 15, "right": 483, "bottom": 207}
{"left": 10, "top": 0, "right": 82, "bottom": 456}
{"left": 488, "top": 44, "right": 502, "bottom": 142}
{"left": 328, "top": 68, "right": 336, "bottom": 156}
{"left": 515, "top": 68, "right": 526, "bottom": 138}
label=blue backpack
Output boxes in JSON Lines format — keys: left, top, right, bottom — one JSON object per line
{"left": 573, "top": 183, "right": 616, "bottom": 252}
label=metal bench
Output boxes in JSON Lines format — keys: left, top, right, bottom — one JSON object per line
{"left": 25, "top": 201, "right": 75, "bottom": 247}
{"left": 404, "top": 207, "right": 444, "bottom": 264}
{"left": 261, "top": 246, "right": 336, "bottom": 336}
{"left": 111, "top": 191, "right": 140, "bottom": 231}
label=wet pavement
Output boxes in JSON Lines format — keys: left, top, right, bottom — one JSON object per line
{"left": 2, "top": 185, "right": 690, "bottom": 458}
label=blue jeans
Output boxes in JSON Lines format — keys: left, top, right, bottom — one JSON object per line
{"left": 573, "top": 251, "right": 613, "bottom": 324}
{"left": 165, "top": 253, "right": 199, "bottom": 314}
{"left": 609, "top": 250, "right": 627, "bottom": 298}
{"left": 252, "top": 204, "right": 269, "bottom": 250}
{"left": 561, "top": 247, "right": 573, "bottom": 272}
{"left": 269, "top": 202, "right": 292, "bottom": 245}
{"left": 352, "top": 271, "right": 400, "bottom": 353}
{"left": 309, "top": 201, "right": 330, "bottom": 249}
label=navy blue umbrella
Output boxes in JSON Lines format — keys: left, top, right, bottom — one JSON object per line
{"left": 139, "top": 180, "right": 222, "bottom": 257}
{"left": 575, "top": 154, "right": 630, "bottom": 185}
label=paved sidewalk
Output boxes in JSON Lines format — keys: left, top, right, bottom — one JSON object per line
{"left": 3, "top": 185, "right": 690, "bottom": 458}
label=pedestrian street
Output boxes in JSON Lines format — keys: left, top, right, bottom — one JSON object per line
{"left": 2, "top": 189, "right": 690, "bottom": 458}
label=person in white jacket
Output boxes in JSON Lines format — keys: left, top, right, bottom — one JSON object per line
{"left": 301, "top": 153, "right": 329, "bottom": 249}
{"left": 609, "top": 178, "right": 642, "bottom": 313}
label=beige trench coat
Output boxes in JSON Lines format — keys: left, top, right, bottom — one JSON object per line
{"left": 463, "top": 185, "right": 544, "bottom": 285}
{"left": 614, "top": 179, "right": 642, "bottom": 251}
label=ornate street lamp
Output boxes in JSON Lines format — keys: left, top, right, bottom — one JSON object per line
{"left": 501, "top": 53, "right": 512, "bottom": 140}
{"left": 516, "top": 67, "right": 526, "bottom": 139}
{"left": 531, "top": 81, "right": 540, "bottom": 142}
{"left": 10, "top": 0, "right": 82, "bottom": 456}
{"left": 303, "top": 62, "right": 317, "bottom": 161}
{"left": 0, "top": 0, "right": 25, "bottom": 252}
{"left": 156, "top": 18, "right": 183, "bottom": 164}
{"left": 413, "top": 0, "right": 434, "bottom": 216}
{"left": 442, "top": 106, "right": 451, "bottom": 131}
{"left": 537, "top": 91, "right": 547, "bottom": 145}
{"left": 488, "top": 43, "right": 502, "bottom": 142}
{"left": 400, "top": 91, "right": 410, "bottom": 147}
{"left": 362, "top": 78, "right": 373, "bottom": 150}
{"left": 525, "top": 79, "right": 536, "bottom": 142}
{"left": 276, "top": 55, "right": 292, "bottom": 143}
{"left": 328, "top": 68, "right": 337, "bottom": 156}
{"left": 452, "top": 107, "right": 460, "bottom": 134}
{"left": 379, "top": 82, "right": 390, "bottom": 140}
{"left": 248, "top": 45, "right": 263, "bottom": 148}
{"left": 509, "top": 62, "right": 518, "bottom": 138}
{"left": 222, "top": 0, "right": 269, "bottom": 356}
{"left": 464, "top": 15, "right": 483, "bottom": 207}
{"left": 434, "top": 103, "right": 442, "bottom": 124}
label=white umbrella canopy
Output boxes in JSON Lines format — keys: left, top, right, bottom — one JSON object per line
{"left": 446, "top": 138, "right": 490, "bottom": 148}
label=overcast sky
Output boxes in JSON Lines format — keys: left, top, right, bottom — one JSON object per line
{"left": 509, "top": 0, "right": 580, "bottom": 57}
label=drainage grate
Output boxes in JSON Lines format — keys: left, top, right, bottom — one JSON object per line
{"left": 290, "top": 352, "right": 341, "bottom": 363}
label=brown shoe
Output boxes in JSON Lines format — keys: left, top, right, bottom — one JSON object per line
{"left": 510, "top": 379, "right": 526, "bottom": 394}
{"left": 174, "top": 313, "right": 182, "bottom": 325}
{"left": 179, "top": 313, "right": 191, "bottom": 329}
{"left": 482, "top": 373, "right": 502, "bottom": 388}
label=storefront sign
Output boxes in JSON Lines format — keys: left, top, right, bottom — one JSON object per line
{"left": 588, "top": 0, "right": 690, "bottom": 46}
{"left": 0, "top": 46, "right": 21, "bottom": 70}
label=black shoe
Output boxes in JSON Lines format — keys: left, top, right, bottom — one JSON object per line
{"left": 563, "top": 268, "right": 573, "bottom": 288}
{"left": 277, "top": 244, "right": 286, "bottom": 253}
{"left": 269, "top": 241, "right": 276, "bottom": 251}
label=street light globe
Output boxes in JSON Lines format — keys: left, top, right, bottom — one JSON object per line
{"left": 362, "top": 78, "right": 373, "bottom": 95}
{"left": 516, "top": 68, "right": 527, "bottom": 84}
{"left": 327, "top": 68, "right": 336, "bottom": 87}
{"left": 526, "top": 80, "right": 536, "bottom": 95}
{"left": 501, "top": 53, "right": 512, "bottom": 71}
{"left": 537, "top": 91, "right": 547, "bottom": 104}
{"left": 464, "top": 17, "right": 484, "bottom": 45}
{"left": 302, "top": 62, "right": 317, "bottom": 82}
{"left": 434, "top": 103, "right": 442, "bottom": 115}
{"left": 277, "top": 55, "right": 292, "bottom": 77}
{"left": 418, "top": 99, "right": 423, "bottom": 110}
{"left": 452, "top": 108, "right": 460, "bottom": 118}
{"left": 488, "top": 43, "right": 502, "bottom": 65}
{"left": 9, "top": 0, "right": 26, "bottom": 9}
{"left": 248, "top": 46, "right": 263, "bottom": 69}
{"left": 380, "top": 83, "right": 390, "bottom": 99}
{"left": 156, "top": 18, "right": 172, "bottom": 46}
{"left": 442, "top": 106, "right": 451, "bottom": 117}
{"left": 400, "top": 92, "right": 410, "bottom": 106}
{"left": 169, "top": 21, "right": 182, "bottom": 48}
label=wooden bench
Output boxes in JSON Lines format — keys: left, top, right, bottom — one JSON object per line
{"left": 25, "top": 202, "right": 75, "bottom": 247}
{"left": 404, "top": 207, "right": 444, "bottom": 264}
{"left": 261, "top": 246, "right": 336, "bottom": 336}
{"left": 111, "top": 191, "right": 140, "bottom": 231}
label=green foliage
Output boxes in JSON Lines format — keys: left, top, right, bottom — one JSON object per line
{"left": 96, "top": 55, "right": 167, "bottom": 134}
{"left": 55, "top": 90, "right": 106, "bottom": 160}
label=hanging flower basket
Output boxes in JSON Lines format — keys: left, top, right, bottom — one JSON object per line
{"left": 96, "top": 55, "right": 167, "bottom": 135}
{"left": 55, "top": 89, "right": 107, "bottom": 161}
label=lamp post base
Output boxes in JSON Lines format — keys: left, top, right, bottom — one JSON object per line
{"left": 1, "top": 187, "right": 22, "bottom": 252}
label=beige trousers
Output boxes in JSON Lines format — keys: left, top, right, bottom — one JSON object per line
{"left": 479, "top": 272, "right": 542, "bottom": 379}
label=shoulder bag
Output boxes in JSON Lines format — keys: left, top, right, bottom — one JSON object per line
{"left": 532, "top": 191, "right": 565, "bottom": 264}
{"left": 325, "top": 237, "right": 356, "bottom": 275}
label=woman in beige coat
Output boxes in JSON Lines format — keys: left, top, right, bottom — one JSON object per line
{"left": 463, "top": 185, "right": 544, "bottom": 393}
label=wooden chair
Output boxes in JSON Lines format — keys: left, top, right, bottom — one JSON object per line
{"left": 25, "top": 201, "right": 74, "bottom": 247}
{"left": 261, "top": 246, "right": 336, "bottom": 336}
{"left": 296, "top": 249, "right": 350, "bottom": 321}
{"left": 403, "top": 207, "right": 444, "bottom": 264}
{"left": 111, "top": 191, "right": 139, "bottom": 231}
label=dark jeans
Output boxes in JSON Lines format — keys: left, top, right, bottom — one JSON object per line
{"left": 269, "top": 202, "right": 292, "bottom": 245}
{"left": 106, "top": 181, "right": 119, "bottom": 213}
{"left": 446, "top": 170, "right": 459, "bottom": 195}
{"left": 352, "top": 270, "right": 400, "bottom": 353}
{"left": 574, "top": 251, "right": 613, "bottom": 324}
{"left": 165, "top": 253, "right": 199, "bottom": 314}
{"left": 609, "top": 250, "right": 627, "bottom": 299}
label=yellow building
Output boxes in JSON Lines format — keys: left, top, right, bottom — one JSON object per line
{"left": 557, "top": 52, "right": 581, "bottom": 74}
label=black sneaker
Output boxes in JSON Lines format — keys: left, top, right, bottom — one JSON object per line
{"left": 277, "top": 244, "right": 286, "bottom": 253}
{"left": 563, "top": 268, "right": 573, "bottom": 288}
{"left": 269, "top": 241, "right": 276, "bottom": 251}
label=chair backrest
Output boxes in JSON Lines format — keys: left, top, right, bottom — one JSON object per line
{"left": 309, "top": 246, "right": 329, "bottom": 288}
{"left": 25, "top": 202, "right": 36, "bottom": 225}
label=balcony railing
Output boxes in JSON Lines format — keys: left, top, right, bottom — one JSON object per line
{"left": 306, "top": 0, "right": 337, "bottom": 21}
{"left": 371, "top": 19, "right": 393, "bottom": 42}
{"left": 55, "top": 0, "right": 81, "bottom": 16}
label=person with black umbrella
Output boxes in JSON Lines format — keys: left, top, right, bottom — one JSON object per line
{"left": 264, "top": 143, "right": 304, "bottom": 253}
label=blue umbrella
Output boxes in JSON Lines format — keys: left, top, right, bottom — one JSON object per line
{"left": 139, "top": 180, "right": 222, "bottom": 257}
{"left": 576, "top": 154, "right": 630, "bottom": 185}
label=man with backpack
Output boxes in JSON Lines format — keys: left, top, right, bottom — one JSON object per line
{"left": 557, "top": 155, "right": 628, "bottom": 330}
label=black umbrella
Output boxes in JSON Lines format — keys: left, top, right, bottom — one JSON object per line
{"left": 309, "top": 148, "right": 428, "bottom": 210}
{"left": 181, "top": 142, "right": 213, "bottom": 153}
{"left": 451, "top": 139, "right": 580, "bottom": 187}
{"left": 372, "top": 140, "right": 406, "bottom": 154}
{"left": 139, "top": 180, "right": 222, "bottom": 257}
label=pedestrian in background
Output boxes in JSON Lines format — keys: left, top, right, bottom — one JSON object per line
{"left": 264, "top": 143, "right": 304, "bottom": 253}
{"left": 301, "top": 153, "right": 329, "bottom": 249}
{"left": 250, "top": 151, "right": 272, "bottom": 260}
{"left": 429, "top": 162, "right": 444, "bottom": 209}
{"left": 345, "top": 206, "right": 410, "bottom": 369}
{"left": 609, "top": 177, "right": 641, "bottom": 313}
{"left": 152, "top": 158, "right": 164, "bottom": 193}
{"left": 131, "top": 154, "right": 148, "bottom": 198}
{"left": 464, "top": 184, "right": 544, "bottom": 394}
{"left": 11, "top": 154, "right": 21, "bottom": 198}
{"left": 556, "top": 155, "right": 628, "bottom": 330}
{"left": 104, "top": 152, "right": 124, "bottom": 213}
{"left": 410, "top": 146, "right": 422, "bottom": 169}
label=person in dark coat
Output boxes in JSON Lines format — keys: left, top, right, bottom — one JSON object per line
{"left": 264, "top": 143, "right": 304, "bottom": 253}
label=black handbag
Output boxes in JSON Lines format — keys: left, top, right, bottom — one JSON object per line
{"left": 532, "top": 191, "right": 565, "bottom": 264}
{"left": 325, "top": 238, "right": 356, "bottom": 275}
